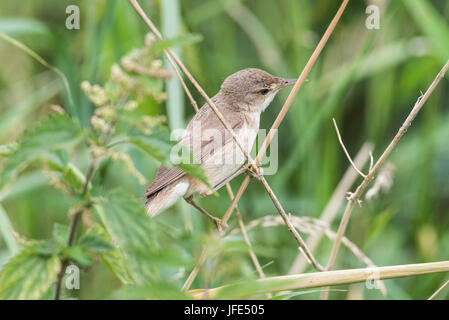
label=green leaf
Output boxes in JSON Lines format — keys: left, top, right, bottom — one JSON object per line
{"left": 62, "top": 246, "right": 93, "bottom": 268}
{"left": 150, "top": 33, "right": 203, "bottom": 53}
{"left": 52, "top": 223, "right": 70, "bottom": 247}
{"left": 129, "top": 135, "right": 173, "bottom": 164}
{"left": 78, "top": 229, "right": 115, "bottom": 253}
{"left": 62, "top": 163, "right": 87, "bottom": 192}
{"left": 31, "top": 240, "right": 60, "bottom": 256}
{"left": 0, "top": 114, "right": 84, "bottom": 189}
{"left": 176, "top": 163, "right": 210, "bottom": 187}
{"left": 0, "top": 143, "right": 17, "bottom": 157}
{"left": 84, "top": 225, "right": 133, "bottom": 285}
{"left": 0, "top": 245, "right": 61, "bottom": 299}
{"left": 94, "top": 191, "right": 190, "bottom": 284}
{"left": 129, "top": 130, "right": 210, "bottom": 186}
{"left": 101, "top": 249, "right": 134, "bottom": 285}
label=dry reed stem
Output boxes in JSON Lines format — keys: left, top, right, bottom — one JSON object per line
{"left": 231, "top": 215, "right": 380, "bottom": 274}
{"left": 225, "top": 184, "right": 271, "bottom": 298}
{"left": 428, "top": 279, "right": 449, "bottom": 300}
{"left": 182, "top": 244, "right": 208, "bottom": 291}
{"left": 260, "top": 177, "right": 324, "bottom": 271}
{"left": 288, "top": 142, "right": 373, "bottom": 274}
{"left": 191, "top": 260, "right": 449, "bottom": 299}
{"left": 321, "top": 59, "right": 449, "bottom": 300}
{"left": 332, "top": 118, "right": 367, "bottom": 178}
{"left": 225, "top": 184, "right": 266, "bottom": 280}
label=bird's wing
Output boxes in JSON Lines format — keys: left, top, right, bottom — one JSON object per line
{"left": 184, "top": 104, "right": 244, "bottom": 164}
{"left": 142, "top": 102, "right": 244, "bottom": 199}
{"left": 141, "top": 165, "right": 186, "bottom": 199}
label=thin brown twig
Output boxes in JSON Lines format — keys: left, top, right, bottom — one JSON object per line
{"left": 165, "top": 54, "right": 199, "bottom": 112}
{"left": 289, "top": 142, "right": 373, "bottom": 274}
{"left": 259, "top": 177, "right": 324, "bottom": 271}
{"left": 321, "top": 59, "right": 449, "bottom": 300}
{"left": 54, "top": 161, "right": 95, "bottom": 300}
{"left": 225, "top": 184, "right": 266, "bottom": 279}
{"left": 233, "top": 215, "right": 381, "bottom": 273}
{"left": 332, "top": 118, "right": 366, "bottom": 178}
{"left": 428, "top": 279, "right": 449, "bottom": 300}
{"left": 182, "top": 245, "right": 208, "bottom": 291}
{"left": 225, "top": 184, "right": 271, "bottom": 298}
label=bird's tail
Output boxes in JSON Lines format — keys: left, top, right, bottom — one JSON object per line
{"left": 144, "top": 178, "right": 190, "bottom": 216}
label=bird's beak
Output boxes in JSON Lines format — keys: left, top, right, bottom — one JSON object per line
{"left": 279, "top": 78, "right": 297, "bottom": 89}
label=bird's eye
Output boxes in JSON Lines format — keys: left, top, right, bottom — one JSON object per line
{"left": 259, "top": 88, "right": 269, "bottom": 95}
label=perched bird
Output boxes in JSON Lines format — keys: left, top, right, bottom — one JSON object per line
{"left": 142, "top": 68, "right": 296, "bottom": 225}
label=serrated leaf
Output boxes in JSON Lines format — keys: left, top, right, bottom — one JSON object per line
{"left": 62, "top": 163, "right": 86, "bottom": 191}
{"left": 52, "top": 223, "right": 70, "bottom": 247}
{"left": 128, "top": 129, "right": 210, "bottom": 186}
{"left": 63, "top": 246, "right": 93, "bottom": 267}
{"left": 94, "top": 191, "right": 190, "bottom": 284}
{"left": 84, "top": 224, "right": 133, "bottom": 284}
{"left": 101, "top": 249, "right": 133, "bottom": 285}
{"left": 176, "top": 162, "right": 210, "bottom": 187}
{"left": 78, "top": 232, "right": 114, "bottom": 253}
{"left": 129, "top": 135, "right": 173, "bottom": 164}
{"left": 0, "top": 246, "right": 61, "bottom": 299}
{"left": 0, "top": 114, "right": 84, "bottom": 189}
{"left": 150, "top": 33, "right": 203, "bottom": 53}
{"left": 31, "top": 240, "right": 60, "bottom": 256}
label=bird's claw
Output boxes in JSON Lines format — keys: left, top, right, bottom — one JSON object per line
{"left": 246, "top": 163, "right": 263, "bottom": 180}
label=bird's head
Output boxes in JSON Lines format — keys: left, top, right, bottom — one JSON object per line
{"left": 219, "top": 68, "right": 296, "bottom": 112}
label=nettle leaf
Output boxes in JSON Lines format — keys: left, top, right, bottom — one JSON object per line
{"left": 62, "top": 246, "right": 93, "bottom": 268}
{"left": 150, "top": 33, "right": 203, "bottom": 53}
{"left": 52, "top": 223, "right": 70, "bottom": 247}
{"left": 129, "top": 135, "right": 173, "bottom": 164}
{"left": 83, "top": 224, "right": 133, "bottom": 285}
{"left": 126, "top": 125, "right": 174, "bottom": 164}
{"left": 172, "top": 145, "right": 210, "bottom": 187}
{"left": 0, "top": 114, "right": 84, "bottom": 189}
{"left": 78, "top": 228, "right": 115, "bottom": 253}
{"left": 94, "top": 191, "right": 190, "bottom": 284}
{"left": 0, "top": 245, "right": 61, "bottom": 299}
{"left": 62, "top": 163, "right": 86, "bottom": 192}
{"left": 127, "top": 126, "right": 210, "bottom": 186}
{"left": 32, "top": 240, "right": 60, "bottom": 256}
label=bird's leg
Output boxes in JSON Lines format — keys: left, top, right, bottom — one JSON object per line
{"left": 200, "top": 166, "right": 246, "bottom": 197}
{"left": 245, "top": 163, "right": 264, "bottom": 180}
{"left": 184, "top": 196, "right": 223, "bottom": 231}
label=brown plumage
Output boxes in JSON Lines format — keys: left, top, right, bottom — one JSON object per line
{"left": 142, "top": 68, "right": 296, "bottom": 217}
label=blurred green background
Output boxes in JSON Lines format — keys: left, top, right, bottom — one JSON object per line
{"left": 0, "top": 0, "right": 448, "bottom": 299}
